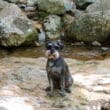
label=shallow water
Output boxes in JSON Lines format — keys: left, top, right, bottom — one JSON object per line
{"left": 0, "top": 44, "right": 110, "bottom": 60}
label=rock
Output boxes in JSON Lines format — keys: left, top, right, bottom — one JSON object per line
{"left": 24, "top": 6, "right": 36, "bottom": 12}
{"left": 63, "top": 14, "right": 75, "bottom": 25}
{"left": 0, "top": 85, "right": 23, "bottom": 96}
{"left": 0, "top": 57, "right": 47, "bottom": 91}
{"left": 0, "top": 57, "right": 110, "bottom": 110}
{"left": 5, "top": 0, "right": 27, "bottom": 3}
{"left": 0, "top": 97, "right": 34, "bottom": 110}
{"left": 27, "top": 0, "right": 38, "bottom": 6}
{"left": 62, "top": 14, "right": 75, "bottom": 40}
{"left": 37, "top": 0, "right": 76, "bottom": 15}
{"left": 10, "top": 0, "right": 21, "bottom": 3}
{"left": 74, "top": 0, "right": 95, "bottom": 10}
{"left": 101, "top": 47, "right": 109, "bottom": 51}
{"left": 11, "top": 66, "right": 46, "bottom": 90}
{"left": 74, "top": 9, "right": 84, "bottom": 18}
{"left": 0, "top": 0, "right": 9, "bottom": 11}
{"left": 27, "top": 11, "right": 49, "bottom": 21}
{"left": 65, "top": 10, "right": 110, "bottom": 43}
{"left": 43, "top": 15, "right": 61, "bottom": 40}
{"left": 92, "top": 41, "right": 101, "bottom": 46}
{"left": 86, "top": 0, "right": 110, "bottom": 12}
{"left": 101, "top": 100, "right": 110, "bottom": 110}
{"left": 5, "top": 0, "right": 37, "bottom": 5}
{"left": 0, "top": 4, "right": 38, "bottom": 47}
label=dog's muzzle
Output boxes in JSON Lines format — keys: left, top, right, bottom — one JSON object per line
{"left": 45, "top": 50, "right": 60, "bottom": 60}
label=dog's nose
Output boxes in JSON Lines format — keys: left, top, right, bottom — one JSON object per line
{"left": 50, "top": 48, "right": 55, "bottom": 54}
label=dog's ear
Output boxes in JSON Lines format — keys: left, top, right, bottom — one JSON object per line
{"left": 45, "top": 41, "right": 52, "bottom": 49}
{"left": 57, "top": 40, "right": 64, "bottom": 50}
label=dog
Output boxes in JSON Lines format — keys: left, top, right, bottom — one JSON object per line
{"left": 45, "top": 40, "right": 73, "bottom": 97}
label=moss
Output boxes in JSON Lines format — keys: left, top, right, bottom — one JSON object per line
{"left": 24, "top": 29, "right": 38, "bottom": 42}
{"left": 1, "top": 29, "right": 38, "bottom": 47}
{"left": 37, "top": 12, "right": 49, "bottom": 20}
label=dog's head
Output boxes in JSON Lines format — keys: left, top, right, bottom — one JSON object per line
{"left": 45, "top": 40, "right": 64, "bottom": 60}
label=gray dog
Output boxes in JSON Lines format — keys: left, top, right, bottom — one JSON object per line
{"left": 45, "top": 41, "right": 73, "bottom": 97}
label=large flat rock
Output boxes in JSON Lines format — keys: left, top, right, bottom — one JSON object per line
{"left": 0, "top": 57, "right": 110, "bottom": 110}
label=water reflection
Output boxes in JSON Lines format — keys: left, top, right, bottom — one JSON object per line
{"left": 38, "top": 28, "right": 45, "bottom": 44}
{"left": 0, "top": 44, "right": 110, "bottom": 60}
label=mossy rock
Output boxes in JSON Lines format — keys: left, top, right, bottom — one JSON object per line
{"left": 0, "top": 30, "right": 37, "bottom": 47}
{"left": 0, "top": 4, "right": 38, "bottom": 47}
{"left": 65, "top": 11, "right": 110, "bottom": 43}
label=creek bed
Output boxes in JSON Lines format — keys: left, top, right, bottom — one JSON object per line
{"left": 0, "top": 44, "right": 110, "bottom": 60}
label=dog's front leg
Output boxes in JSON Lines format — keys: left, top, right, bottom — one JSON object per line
{"left": 60, "top": 75, "right": 66, "bottom": 97}
{"left": 45, "top": 74, "right": 51, "bottom": 91}
{"left": 47, "top": 76, "right": 54, "bottom": 97}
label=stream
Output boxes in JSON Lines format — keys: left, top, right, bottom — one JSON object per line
{"left": 0, "top": 44, "right": 110, "bottom": 60}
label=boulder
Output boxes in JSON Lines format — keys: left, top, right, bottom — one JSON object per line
{"left": 63, "top": 14, "right": 75, "bottom": 25}
{"left": 0, "top": 57, "right": 110, "bottom": 110}
{"left": 0, "top": 57, "right": 110, "bottom": 109}
{"left": 86, "top": 0, "right": 110, "bottom": 12}
{"left": 37, "top": 0, "right": 76, "bottom": 15}
{"left": 0, "top": 4, "right": 37, "bottom": 47}
{"left": 0, "top": 97, "right": 34, "bottom": 110}
{"left": 9, "top": 0, "right": 21, "bottom": 3}
{"left": 4, "top": 0, "right": 27, "bottom": 3}
{"left": 27, "top": 0, "right": 38, "bottom": 6}
{"left": 4, "top": 0, "right": 37, "bottom": 5}
{"left": 65, "top": 11, "right": 110, "bottom": 43}
{"left": 0, "top": 0, "right": 9, "bottom": 11}
{"left": 43, "top": 15, "right": 61, "bottom": 40}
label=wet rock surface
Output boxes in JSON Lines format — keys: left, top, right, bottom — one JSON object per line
{"left": 0, "top": 57, "right": 109, "bottom": 110}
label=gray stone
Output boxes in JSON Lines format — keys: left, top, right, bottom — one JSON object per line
{"left": 64, "top": 0, "right": 110, "bottom": 43}
{"left": 86, "top": 0, "right": 110, "bottom": 12}
{"left": 92, "top": 41, "right": 101, "bottom": 46}
{"left": 37, "top": 0, "right": 76, "bottom": 15}
{"left": 44, "top": 15, "right": 61, "bottom": 40}
{"left": 0, "top": 4, "right": 37, "bottom": 47}
{"left": 0, "top": 57, "right": 110, "bottom": 110}
{"left": 27, "top": 0, "right": 38, "bottom": 5}
{"left": 6, "top": 0, "right": 27, "bottom": 3}
{"left": 0, "top": 0, "right": 9, "bottom": 11}
{"left": 0, "top": 97, "right": 34, "bottom": 110}
{"left": 63, "top": 14, "right": 75, "bottom": 25}
{"left": 65, "top": 10, "right": 110, "bottom": 42}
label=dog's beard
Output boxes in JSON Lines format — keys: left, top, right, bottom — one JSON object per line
{"left": 45, "top": 50, "right": 60, "bottom": 60}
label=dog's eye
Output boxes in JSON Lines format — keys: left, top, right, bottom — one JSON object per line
{"left": 54, "top": 45, "right": 59, "bottom": 49}
{"left": 46, "top": 45, "right": 51, "bottom": 49}
{"left": 46, "top": 43, "right": 52, "bottom": 49}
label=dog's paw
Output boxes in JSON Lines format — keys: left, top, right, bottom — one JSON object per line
{"left": 59, "top": 91, "right": 66, "bottom": 97}
{"left": 65, "top": 88, "right": 71, "bottom": 93}
{"left": 47, "top": 91, "right": 53, "bottom": 97}
{"left": 45, "top": 86, "right": 51, "bottom": 91}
